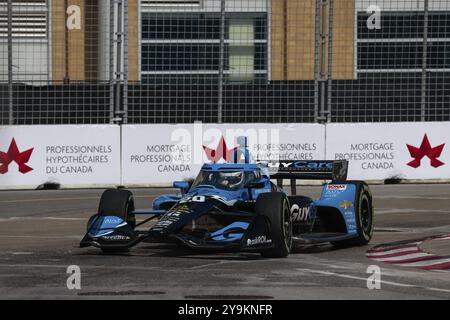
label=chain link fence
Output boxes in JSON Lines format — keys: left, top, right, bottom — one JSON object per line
{"left": 1, "top": 0, "right": 449, "bottom": 125}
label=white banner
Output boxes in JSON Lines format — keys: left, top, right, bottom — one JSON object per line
{"left": 122, "top": 123, "right": 326, "bottom": 186}
{"left": 2, "top": 122, "right": 448, "bottom": 189}
{"left": 0, "top": 125, "right": 121, "bottom": 189}
{"left": 326, "top": 122, "right": 450, "bottom": 180}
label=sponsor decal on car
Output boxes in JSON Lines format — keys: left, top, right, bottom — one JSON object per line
{"left": 291, "top": 204, "right": 314, "bottom": 222}
{"left": 247, "top": 236, "right": 272, "bottom": 246}
{"left": 339, "top": 200, "right": 353, "bottom": 209}
{"left": 104, "top": 217, "right": 123, "bottom": 224}
{"left": 101, "top": 234, "right": 130, "bottom": 241}
{"left": 327, "top": 184, "right": 347, "bottom": 191}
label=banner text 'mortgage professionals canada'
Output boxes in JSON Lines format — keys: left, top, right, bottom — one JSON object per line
{"left": 326, "top": 122, "right": 450, "bottom": 181}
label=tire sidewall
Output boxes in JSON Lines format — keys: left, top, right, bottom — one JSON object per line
{"left": 356, "top": 183, "right": 373, "bottom": 242}
{"left": 280, "top": 197, "right": 293, "bottom": 253}
{"left": 256, "top": 192, "right": 292, "bottom": 258}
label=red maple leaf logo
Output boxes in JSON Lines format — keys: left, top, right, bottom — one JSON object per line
{"left": 406, "top": 134, "right": 445, "bottom": 168}
{"left": 203, "top": 136, "right": 238, "bottom": 163}
{"left": 0, "top": 138, "right": 34, "bottom": 174}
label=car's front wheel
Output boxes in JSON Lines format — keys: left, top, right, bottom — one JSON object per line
{"left": 97, "top": 189, "right": 136, "bottom": 253}
{"left": 256, "top": 192, "right": 293, "bottom": 258}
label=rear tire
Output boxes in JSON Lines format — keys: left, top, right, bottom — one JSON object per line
{"left": 256, "top": 192, "right": 292, "bottom": 258}
{"left": 97, "top": 189, "right": 136, "bottom": 253}
{"left": 332, "top": 181, "right": 374, "bottom": 248}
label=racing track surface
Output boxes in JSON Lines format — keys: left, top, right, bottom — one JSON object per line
{"left": 0, "top": 184, "right": 450, "bottom": 300}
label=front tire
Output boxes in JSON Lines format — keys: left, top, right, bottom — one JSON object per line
{"left": 97, "top": 189, "right": 136, "bottom": 253}
{"left": 256, "top": 192, "right": 293, "bottom": 258}
{"left": 98, "top": 189, "right": 136, "bottom": 228}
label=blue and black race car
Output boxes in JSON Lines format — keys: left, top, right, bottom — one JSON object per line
{"left": 80, "top": 158, "right": 374, "bottom": 258}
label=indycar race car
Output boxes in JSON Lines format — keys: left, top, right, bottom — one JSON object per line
{"left": 80, "top": 159, "right": 374, "bottom": 258}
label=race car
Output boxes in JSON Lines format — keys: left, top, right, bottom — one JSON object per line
{"left": 80, "top": 159, "right": 374, "bottom": 258}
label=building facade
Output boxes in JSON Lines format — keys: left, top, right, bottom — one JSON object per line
{"left": 1, "top": 0, "right": 449, "bottom": 124}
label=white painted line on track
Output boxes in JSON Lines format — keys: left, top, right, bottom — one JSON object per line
{"left": 0, "top": 197, "right": 99, "bottom": 204}
{"left": 0, "top": 235, "right": 81, "bottom": 239}
{"left": 0, "top": 194, "right": 155, "bottom": 204}
{"left": 376, "top": 209, "right": 450, "bottom": 214}
{"left": 0, "top": 263, "right": 162, "bottom": 271}
{"left": 296, "top": 268, "right": 450, "bottom": 294}
{"left": 0, "top": 217, "right": 87, "bottom": 222}
{"left": 376, "top": 196, "right": 450, "bottom": 200}
{"left": 189, "top": 261, "right": 227, "bottom": 270}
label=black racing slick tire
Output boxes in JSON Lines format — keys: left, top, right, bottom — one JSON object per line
{"left": 256, "top": 192, "right": 293, "bottom": 258}
{"left": 97, "top": 189, "right": 136, "bottom": 253}
{"left": 332, "top": 181, "right": 374, "bottom": 248}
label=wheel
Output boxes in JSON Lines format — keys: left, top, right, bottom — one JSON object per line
{"left": 97, "top": 189, "right": 136, "bottom": 253}
{"left": 98, "top": 189, "right": 136, "bottom": 228}
{"left": 332, "top": 181, "right": 374, "bottom": 247}
{"left": 256, "top": 192, "right": 293, "bottom": 258}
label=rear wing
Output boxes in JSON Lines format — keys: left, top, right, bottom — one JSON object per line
{"left": 256, "top": 160, "right": 348, "bottom": 195}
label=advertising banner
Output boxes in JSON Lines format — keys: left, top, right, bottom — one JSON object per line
{"left": 121, "top": 123, "right": 326, "bottom": 186}
{"left": 0, "top": 125, "right": 121, "bottom": 189}
{"left": 2, "top": 122, "right": 448, "bottom": 189}
{"left": 326, "top": 122, "right": 450, "bottom": 181}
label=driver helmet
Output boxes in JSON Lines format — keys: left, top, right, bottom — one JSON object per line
{"left": 217, "top": 172, "right": 244, "bottom": 188}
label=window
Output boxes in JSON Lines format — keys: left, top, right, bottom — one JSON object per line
{"left": 142, "top": 13, "right": 220, "bottom": 40}
{"left": 140, "top": 12, "right": 268, "bottom": 83}
{"left": 358, "top": 11, "right": 450, "bottom": 39}
{"left": 357, "top": 11, "right": 450, "bottom": 72}
{"left": 142, "top": 44, "right": 221, "bottom": 71}
{"left": 141, "top": 0, "right": 201, "bottom": 8}
{"left": 0, "top": 0, "right": 48, "bottom": 38}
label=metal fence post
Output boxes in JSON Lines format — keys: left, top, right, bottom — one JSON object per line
{"left": 313, "top": 0, "right": 321, "bottom": 123}
{"left": 123, "top": 0, "right": 129, "bottom": 124}
{"left": 319, "top": 0, "right": 328, "bottom": 122}
{"left": 8, "top": 0, "right": 13, "bottom": 125}
{"left": 218, "top": 0, "right": 226, "bottom": 124}
{"left": 421, "top": 0, "right": 429, "bottom": 122}
{"left": 327, "top": 0, "right": 334, "bottom": 123}
{"left": 109, "top": 0, "right": 115, "bottom": 123}
{"left": 115, "top": 0, "right": 123, "bottom": 123}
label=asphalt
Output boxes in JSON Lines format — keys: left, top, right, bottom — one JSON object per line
{"left": 0, "top": 184, "right": 450, "bottom": 300}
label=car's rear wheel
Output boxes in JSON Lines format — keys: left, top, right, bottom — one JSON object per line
{"left": 256, "top": 192, "right": 292, "bottom": 258}
{"left": 98, "top": 189, "right": 136, "bottom": 253}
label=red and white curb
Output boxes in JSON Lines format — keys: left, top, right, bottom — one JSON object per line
{"left": 366, "top": 234, "right": 450, "bottom": 271}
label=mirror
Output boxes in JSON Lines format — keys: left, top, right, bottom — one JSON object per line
{"left": 173, "top": 181, "right": 190, "bottom": 194}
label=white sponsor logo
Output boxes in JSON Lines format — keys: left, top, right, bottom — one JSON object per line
{"left": 327, "top": 184, "right": 347, "bottom": 191}
{"left": 247, "top": 236, "right": 272, "bottom": 246}
{"left": 104, "top": 217, "right": 122, "bottom": 224}
{"left": 291, "top": 204, "right": 311, "bottom": 222}
{"left": 101, "top": 235, "right": 130, "bottom": 241}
